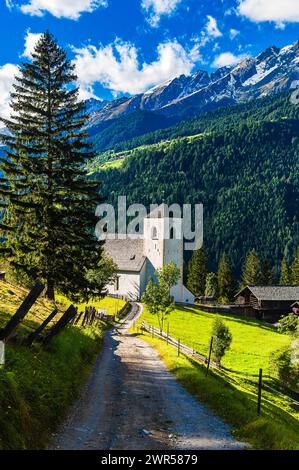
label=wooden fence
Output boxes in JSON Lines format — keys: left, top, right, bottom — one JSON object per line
{"left": 141, "top": 320, "right": 213, "bottom": 367}
{"left": 72, "top": 301, "right": 131, "bottom": 327}
{"left": 0, "top": 282, "right": 131, "bottom": 356}
{"left": 140, "top": 319, "right": 299, "bottom": 414}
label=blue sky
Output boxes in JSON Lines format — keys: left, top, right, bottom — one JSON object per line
{"left": 0, "top": 0, "right": 298, "bottom": 116}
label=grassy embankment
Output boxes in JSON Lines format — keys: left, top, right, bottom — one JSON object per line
{"left": 136, "top": 306, "right": 299, "bottom": 450}
{"left": 0, "top": 280, "right": 124, "bottom": 449}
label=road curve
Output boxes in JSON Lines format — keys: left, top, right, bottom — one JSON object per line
{"left": 50, "top": 303, "right": 246, "bottom": 450}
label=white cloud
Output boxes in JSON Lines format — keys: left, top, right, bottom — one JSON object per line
{"left": 0, "top": 63, "right": 19, "bottom": 119}
{"left": 5, "top": 0, "right": 14, "bottom": 9}
{"left": 229, "top": 28, "right": 240, "bottom": 40}
{"left": 212, "top": 52, "right": 248, "bottom": 68}
{"left": 205, "top": 15, "right": 222, "bottom": 39}
{"left": 12, "top": 0, "right": 107, "bottom": 20}
{"left": 73, "top": 39, "right": 195, "bottom": 98}
{"left": 238, "top": 0, "right": 299, "bottom": 27}
{"left": 142, "top": 0, "right": 182, "bottom": 26}
{"left": 198, "top": 15, "right": 223, "bottom": 49}
{"left": 23, "top": 31, "right": 42, "bottom": 58}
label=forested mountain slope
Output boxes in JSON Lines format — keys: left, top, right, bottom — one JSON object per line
{"left": 93, "top": 96, "right": 299, "bottom": 274}
{"left": 89, "top": 92, "right": 298, "bottom": 153}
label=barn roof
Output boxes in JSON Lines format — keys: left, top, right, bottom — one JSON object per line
{"left": 104, "top": 237, "right": 146, "bottom": 272}
{"left": 235, "top": 285, "right": 299, "bottom": 301}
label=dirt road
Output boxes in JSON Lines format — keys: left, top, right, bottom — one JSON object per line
{"left": 50, "top": 303, "right": 246, "bottom": 450}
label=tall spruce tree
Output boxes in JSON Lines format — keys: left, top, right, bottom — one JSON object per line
{"left": 241, "top": 249, "right": 262, "bottom": 287}
{"left": 187, "top": 247, "right": 208, "bottom": 296}
{"left": 217, "top": 253, "right": 235, "bottom": 301}
{"left": 291, "top": 247, "right": 299, "bottom": 285}
{"left": 0, "top": 32, "right": 104, "bottom": 301}
{"left": 280, "top": 256, "right": 290, "bottom": 285}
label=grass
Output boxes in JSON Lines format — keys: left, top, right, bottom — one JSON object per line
{"left": 136, "top": 306, "right": 299, "bottom": 450}
{"left": 55, "top": 292, "right": 126, "bottom": 316}
{"left": 0, "top": 280, "right": 124, "bottom": 449}
{"left": 100, "top": 158, "right": 125, "bottom": 170}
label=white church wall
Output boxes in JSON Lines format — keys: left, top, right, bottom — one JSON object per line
{"left": 139, "top": 259, "right": 148, "bottom": 298}
{"left": 163, "top": 218, "right": 185, "bottom": 303}
{"left": 143, "top": 217, "right": 164, "bottom": 270}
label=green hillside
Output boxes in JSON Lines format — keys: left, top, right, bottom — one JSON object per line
{"left": 88, "top": 110, "right": 177, "bottom": 152}
{"left": 91, "top": 94, "right": 299, "bottom": 274}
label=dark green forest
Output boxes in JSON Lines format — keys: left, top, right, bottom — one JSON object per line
{"left": 88, "top": 110, "right": 177, "bottom": 153}
{"left": 92, "top": 93, "right": 299, "bottom": 275}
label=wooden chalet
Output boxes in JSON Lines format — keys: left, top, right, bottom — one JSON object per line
{"left": 235, "top": 285, "right": 299, "bottom": 319}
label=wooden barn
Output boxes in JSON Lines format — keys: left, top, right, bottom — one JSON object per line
{"left": 235, "top": 285, "right": 299, "bottom": 320}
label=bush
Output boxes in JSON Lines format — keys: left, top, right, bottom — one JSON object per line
{"left": 211, "top": 317, "right": 232, "bottom": 367}
{"left": 273, "top": 342, "right": 299, "bottom": 392}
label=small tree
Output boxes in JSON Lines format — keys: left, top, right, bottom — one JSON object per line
{"left": 142, "top": 261, "right": 180, "bottom": 332}
{"left": 277, "top": 313, "right": 299, "bottom": 335}
{"left": 211, "top": 317, "right": 232, "bottom": 367}
{"left": 273, "top": 343, "right": 299, "bottom": 393}
{"left": 205, "top": 272, "right": 218, "bottom": 298}
{"left": 241, "top": 249, "right": 262, "bottom": 287}
{"left": 217, "top": 253, "right": 235, "bottom": 302}
{"left": 187, "top": 247, "right": 208, "bottom": 297}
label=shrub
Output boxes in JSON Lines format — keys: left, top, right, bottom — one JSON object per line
{"left": 277, "top": 313, "right": 299, "bottom": 335}
{"left": 211, "top": 317, "right": 232, "bottom": 367}
{"left": 273, "top": 342, "right": 299, "bottom": 392}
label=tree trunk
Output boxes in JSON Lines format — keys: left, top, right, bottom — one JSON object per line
{"left": 45, "top": 281, "right": 55, "bottom": 301}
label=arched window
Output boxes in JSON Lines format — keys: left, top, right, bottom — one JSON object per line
{"left": 170, "top": 227, "right": 175, "bottom": 240}
{"left": 152, "top": 226, "right": 158, "bottom": 239}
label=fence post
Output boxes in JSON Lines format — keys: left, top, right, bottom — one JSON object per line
{"left": 178, "top": 338, "right": 181, "bottom": 357}
{"left": 24, "top": 308, "right": 59, "bottom": 346}
{"left": 43, "top": 305, "right": 77, "bottom": 345}
{"left": 257, "top": 368, "right": 263, "bottom": 415}
{"left": 206, "top": 336, "right": 214, "bottom": 377}
{"left": 167, "top": 323, "right": 169, "bottom": 345}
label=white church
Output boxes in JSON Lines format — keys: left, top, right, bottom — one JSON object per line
{"left": 104, "top": 204, "right": 195, "bottom": 304}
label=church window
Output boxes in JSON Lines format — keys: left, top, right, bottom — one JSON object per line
{"left": 152, "top": 226, "right": 158, "bottom": 239}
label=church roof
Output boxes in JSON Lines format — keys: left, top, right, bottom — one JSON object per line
{"left": 104, "top": 237, "right": 146, "bottom": 272}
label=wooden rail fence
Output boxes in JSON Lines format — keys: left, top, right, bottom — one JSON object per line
{"left": 140, "top": 319, "right": 299, "bottom": 414}
{"left": 0, "top": 283, "right": 130, "bottom": 350}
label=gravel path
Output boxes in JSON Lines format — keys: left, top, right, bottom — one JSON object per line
{"left": 50, "top": 303, "right": 246, "bottom": 450}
